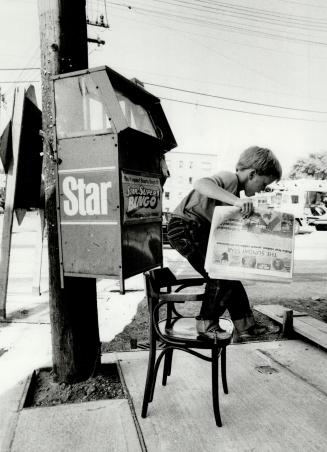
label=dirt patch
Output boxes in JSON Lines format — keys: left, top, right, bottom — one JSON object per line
{"left": 103, "top": 290, "right": 327, "bottom": 352}
{"left": 26, "top": 363, "right": 126, "bottom": 408}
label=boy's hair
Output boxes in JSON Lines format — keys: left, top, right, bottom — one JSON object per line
{"left": 236, "top": 146, "right": 282, "bottom": 180}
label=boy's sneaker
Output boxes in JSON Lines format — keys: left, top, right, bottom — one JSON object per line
{"left": 234, "top": 323, "right": 280, "bottom": 342}
{"left": 196, "top": 319, "right": 231, "bottom": 340}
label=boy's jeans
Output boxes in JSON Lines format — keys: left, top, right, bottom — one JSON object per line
{"left": 167, "top": 216, "right": 255, "bottom": 333}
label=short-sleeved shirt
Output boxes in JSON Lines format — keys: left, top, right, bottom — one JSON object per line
{"left": 172, "top": 171, "right": 240, "bottom": 224}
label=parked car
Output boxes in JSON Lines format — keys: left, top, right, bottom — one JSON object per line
{"left": 294, "top": 216, "right": 315, "bottom": 234}
{"left": 307, "top": 205, "right": 327, "bottom": 230}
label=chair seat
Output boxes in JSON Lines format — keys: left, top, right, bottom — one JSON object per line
{"left": 158, "top": 317, "right": 234, "bottom": 346}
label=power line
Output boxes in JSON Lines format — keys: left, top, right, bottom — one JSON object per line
{"left": 0, "top": 80, "right": 40, "bottom": 84}
{"left": 160, "top": 96, "right": 327, "bottom": 122}
{"left": 151, "top": 0, "right": 327, "bottom": 31}
{"left": 112, "top": 0, "right": 327, "bottom": 28}
{"left": 111, "top": 2, "right": 327, "bottom": 46}
{"left": 274, "top": 0, "right": 327, "bottom": 9}
{"left": 145, "top": 82, "right": 327, "bottom": 114}
{"left": 111, "top": 7, "right": 327, "bottom": 61}
{"left": 191, "top": 0, "right": 327, "bottom": 24}
{"left": 1, "top": 71, "right": 325, "bottom": 116}
{"left": 1, "top": 74, "right": 325, "bottom": 114}
{"left": 0, "top": 67, "right": 40, "bottom": 71}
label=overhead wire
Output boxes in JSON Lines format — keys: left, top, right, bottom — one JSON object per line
{"left": 109, "top": 2, "right": 327, "bottom": 47}
{"left": 0, "top": 47, "right": 40, "bottom": 98}
{"left": 107, "top": 0, "right": 327, "bottom": 103}
{"left": 267, "top": 0, "right": 327, "bottom": 10}
{"left": 159, "top": 96, "right": 327, "bottom": 122}
{"left": 4, "top": 64, "right": 322, "bottom": 115}
{"left": 2, "top": 0, "right": 327, "bottom": 124}
{"left": 0, "top": 80, "right": 40, "bottom": 84}
{"left": 145, "top": 82, "right": 327, "bottom": 114}
{"left": 148, "top": 0, "right": 327, "bottom": 31}
{"left": 111, "top": 0, "right": 327, "bottom": 29}
{"left": 0, "top": 67, "right": 40, "bottom": 71}
{"left": 109, "top": 7, "right": 327, "bottom": 61}
{"left": 110, "top": 6, "right": 314, "bottom": 96}
{"left": 189, "top": 0, "right": 327, "bottom": 25}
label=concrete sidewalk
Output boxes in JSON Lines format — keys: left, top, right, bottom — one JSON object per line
{"left": 1, "top": 213, "right": 327, "bottom": 450}
{"left": 0, "top": 215, "right": 146, "bottom": 451}
{"left": 0, "top": 272, "right": 145, "bottom": 452}
{"left": 2, "top": 340, "right": 327, "bottom": 451}
{"left": 3, "top": 259, "right": 327, "bottom": 451}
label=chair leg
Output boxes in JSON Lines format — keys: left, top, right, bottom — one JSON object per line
{"left": 221, "top": 347, "right": 228, "bottom": 394}
{"left": 141, "top": 338, "right": 157, "bottom": 418}
{"left": 162, "top": 348, "right": 173, "bottom": 386}
{"left": 149, "top": 348, "right": 168, "bottom": 402}
{"left": 212, "top": 345, "right": 222, "bottom": 427}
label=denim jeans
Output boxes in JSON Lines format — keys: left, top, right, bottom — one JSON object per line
{"left": 167, "top": 216, "right": 255, "bottom": 332}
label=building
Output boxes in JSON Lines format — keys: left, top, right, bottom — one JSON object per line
{"left": 163, "top": 151, "right": 218, "bottom": 212}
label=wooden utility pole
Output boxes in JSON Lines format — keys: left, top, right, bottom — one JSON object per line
{"left": 38, "top": 0, "right": 100, "bottom": 382}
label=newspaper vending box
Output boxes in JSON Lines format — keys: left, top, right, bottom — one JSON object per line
{"left": 52, "top": 66, "right": 176, "bottom": 289}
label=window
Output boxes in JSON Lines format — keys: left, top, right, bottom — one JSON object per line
{"left": 115, "top": 90, "right": 157, "bottom": 137}
{"left": 291, "top": 195, "right": 299, "bottom": 204}
{"left": 165, "top": 192, "right": 170, "bottom": 199}
{"left": 189, "top": 177, "right": 193, "bottom": 184}
{"left": 55, "top": 75, "right": 113, "bottom": 138}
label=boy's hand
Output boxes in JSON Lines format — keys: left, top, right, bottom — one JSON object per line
{"left": 234, "top": 198, "right": 254, "bottom": 217}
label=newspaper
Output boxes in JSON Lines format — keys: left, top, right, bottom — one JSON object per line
{"left": 204, "top": 206, "right": 295, "bottom": 282}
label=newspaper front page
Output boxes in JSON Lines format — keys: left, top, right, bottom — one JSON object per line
{"left": 205, "top": 206, "right": 295, "bottom": 282}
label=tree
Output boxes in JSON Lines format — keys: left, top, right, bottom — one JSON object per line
{"left": 289, "top": 152, "right": 327, "bottom": 180}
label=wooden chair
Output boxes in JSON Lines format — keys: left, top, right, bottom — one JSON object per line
{"left": 141, "top": 267, "right": 234, "bottom": 427}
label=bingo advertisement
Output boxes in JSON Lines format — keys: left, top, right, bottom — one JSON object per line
{"left": 122, "top": 171, "right": 162, "bottom": 222}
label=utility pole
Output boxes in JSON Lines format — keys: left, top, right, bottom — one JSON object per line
{"left": 38, "top": 0, "right": 100, "bottom": 383}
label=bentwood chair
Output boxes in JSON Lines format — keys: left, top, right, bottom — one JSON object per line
{"left": 141, "top": 267, "right": 234, "bottom": 427}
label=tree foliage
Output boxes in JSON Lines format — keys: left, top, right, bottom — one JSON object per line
{"left": 289, "top": 152, "right": 327, "bottom": 179}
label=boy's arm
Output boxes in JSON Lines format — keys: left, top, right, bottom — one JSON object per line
{"left": 193, "top": 177, "right": 253, "bottom": 216}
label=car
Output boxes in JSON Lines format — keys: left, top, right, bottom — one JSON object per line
{"left": 304, "top": 205, "right": 327, "bottom": 230}
{"left": 310, "top": 205, "right": 327, "bottom": 231}
{"left": 294, "top": 216, "right": 315, "bottom": 234}
{"left": 305, "top": 205, "right": 327, "bottom": 224}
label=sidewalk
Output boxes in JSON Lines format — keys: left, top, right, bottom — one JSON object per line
{"left": 0, "top": 273, "right": 145, "bottom": 452}
{"left": 2, "top": 339, "right": 327, "bottom": 451}
{"left": 1, "top": 262, "right": 327, "bottom": 451}
{"left": 0, "top": 212, "right": 146, "bottom": 451}
{"left": 1, "top": 214, "right": 327, "bottom": 450}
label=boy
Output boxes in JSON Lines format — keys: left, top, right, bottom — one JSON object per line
{"left": 167, "top": 146, "right": 282, "bottom": 340}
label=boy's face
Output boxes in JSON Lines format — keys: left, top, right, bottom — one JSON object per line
{"left": 244, "top": 171, "right": 275, "bottom": 197}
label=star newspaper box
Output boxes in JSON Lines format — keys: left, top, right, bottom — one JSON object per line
{"left": 52, "top": 66, "right": 176, "bottom": 289}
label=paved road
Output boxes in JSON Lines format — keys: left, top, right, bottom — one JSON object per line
{"left": 1, "top": 211, "right": 327, "bottom": 285}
